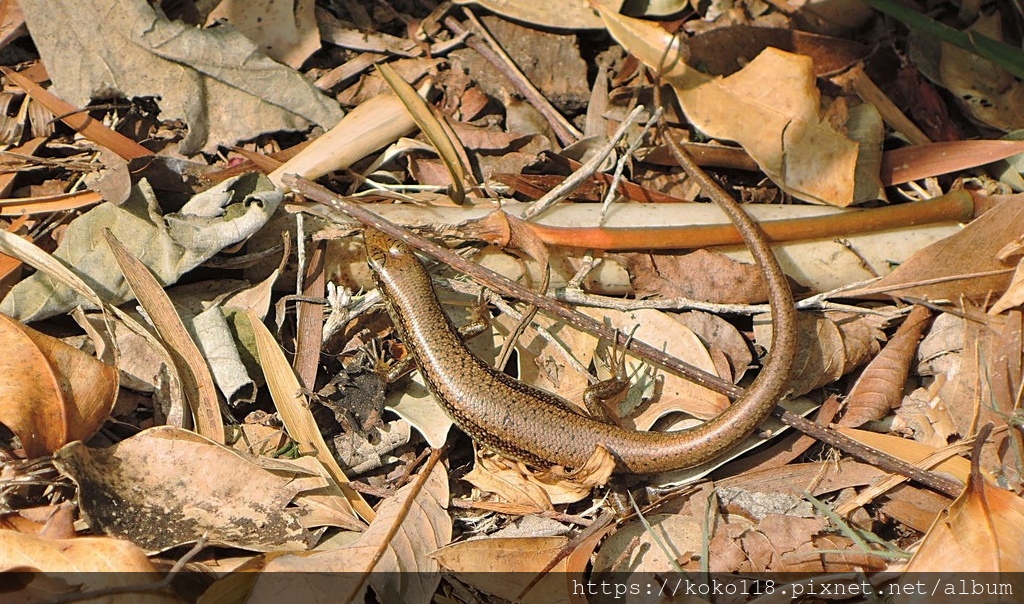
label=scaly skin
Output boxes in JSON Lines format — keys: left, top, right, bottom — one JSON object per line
{"left": 365, "top": 177, "right": 798, "bottom": 473}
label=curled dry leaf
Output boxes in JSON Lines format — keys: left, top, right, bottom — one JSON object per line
{"left": 761, "top": 310, "right": 886, "bottom": 398}
{"left": 465, "top": 444, "right": 614, "bottom": 507}
{"left": 0, "top": 312, "right": 117, "bottom": 457}
{"left": 268, "top": 91, "right": 419, "bottom": 187}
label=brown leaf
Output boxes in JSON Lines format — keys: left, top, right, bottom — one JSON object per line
{"left": 867, "top": 195, "right": 1024, "bottom": 301}
{"left": 0, "top": 312, "right": 117, "bottom": 457}
{"left": 51, "top": 426, "right": 325, "bottom": 553}
{"left": 246, "top": 308, "right": 374, "bottom": 521}
{"left": 433, "top": 536, "right": 574, "bottom": 604}
{"left": 0, "top": 530, "right": 177, "bottom": 603}
{"left": 841, "top": 306, "right": 932, "bottom": 427}
{"left": 902, "top": 465, "right": 1024, "bottom": 575}
{"left": 622, "top": 250, "right": 769, "bottom": 304}
{"left": 253, "top": 461, "right": 451, "bottom": 603}
{"left": 104, "top": 231, "right": 224, "bottom": 444}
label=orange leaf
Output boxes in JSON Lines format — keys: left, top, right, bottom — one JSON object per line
{"left": 0, "top": 313, "right": 117, "bottom": 457}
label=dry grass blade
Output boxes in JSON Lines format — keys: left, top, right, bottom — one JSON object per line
{"left": 1, "top": 67, "right": 152, "bottom": 161}
{"left": 377, "top": 62, "right": 471, "bottom": 203}
{"left": 103, "top": 231, "right": 225, "bottom": 444}
{"left": 0, "top": 190, "right": 104, "bottom": 216}
{"left": 245, "top": 308, "right": 376, "bottom": 522}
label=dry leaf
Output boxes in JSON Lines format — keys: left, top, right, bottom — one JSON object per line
{"left": 246, "top": 308, "right": 374, "bottom": 521}
{"left": 836, "top": 427, "right": 971, "bottom": 483}
{"left": 866, "top": 195, "right": 1024, "bottom": 302}
{"left": 881, "top": 140, "right": 1024, "bottom": 185}
{"left": 0, "top": 313, "right": 117, "bottom": 457}
{"left": 0, "top": 174, "right": 281, "bottom": 322}
{"left": 269, "top": 91, "right": 418, "bottom": 187}
{"left": 989, "top": 257, "right": 1024, "bottom": 314}
{"left": 433, "top": 536, "right": 575, "bottom": 604}
{"left": 893, "top": 454, "right": 1024, "bottom": 602}
{"left": 252, "top": 461, "right": 451, "bottom": 604}
{"left": 207, "top": 0, "right": 320, "bottom": 69}
{"left": 0, "top": 530, "right": 177, "bottom": 603}
{"left": 598, "top": 9, "right": 861, "bottom": 205}
{"left": 19, "top": 0, "right": 342, "bottom": 154}
{"left": 582, "top": 307, "right": 730, "bottom": 425}
{"left": 51, "top": 426, "right": 323, "bottom": 553}
{"left": 842, "top": 306, "right": 932, "bottom": 427}
{"left": 622, "top": 250, "right": 770, "bottom": 304}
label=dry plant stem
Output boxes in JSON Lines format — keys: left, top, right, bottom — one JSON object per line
{"left": 444, "top": 12, "right": 581, "bottom": 145}
{"left": 343, "top": 447, "right": 445, "bottom": 604}
{"left": 601, "top": 107, "right": 663, "bottom": 220}
{"left": 449, "top": 498, "right": 595, "bottom": 525}
{"left": 294, "top": 241, "right": 326, "bottom": 390}
{"left": 559, "top": 286, "right": 769, "bottom": 316}
{"left": 843, "top": 267, "right": 1015, "bottom": 297}
{"left": 526, "top": 190, "right": 976, "bottom": 250}
{"left": 287, "top": 176, "right": 963, "bottom": 494}
{"left": 558, "top": 287, "right": 899, "bottom": 319}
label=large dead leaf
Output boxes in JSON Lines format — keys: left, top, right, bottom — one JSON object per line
{"left": 902, "top": 473, "right": 1024, "bottom": 573}
{"left": 599, "top": 9, "right": 862, "bottom": 205}
{"left": 19, "top": 0, "right": 342, "bottom": 154}
{"left": 891, "top": 448, "right": 1024, "bottom": 602}
{"left": 51, "top": 426, "right": 323, "bottom": 554}
{"left": 0, "top": 313, "right": 117, "bottom": 458}
{"left": 0, "top": 173, "right": 281, "bottom": 322}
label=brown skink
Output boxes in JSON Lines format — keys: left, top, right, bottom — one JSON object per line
{"left": 365, "top": 170, "right": 798, "bottom": 473}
